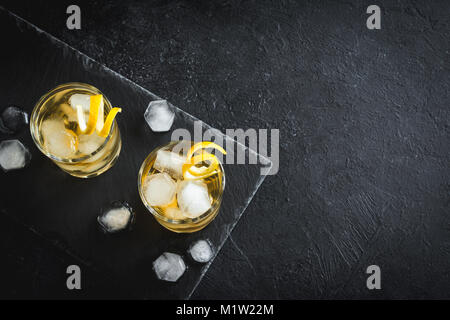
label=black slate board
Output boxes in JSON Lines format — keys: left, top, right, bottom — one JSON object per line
{"left": 0, "top": 8, "right": 270, "bottom": 299}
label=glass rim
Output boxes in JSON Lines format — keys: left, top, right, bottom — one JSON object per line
{"left": 137, "top": 141, "right": 226, "bottom": 225}
{"left": 30, "top": 82, "right": 116, "bottom": 163}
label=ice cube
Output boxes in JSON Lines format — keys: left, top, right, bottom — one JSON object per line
{"left": 41, "top": 119, "right": 77, "bottom": 158}
{"left": 177, "top": 180, "right": 211, "bottom": 218}
{"left": 171, "top": 140, "right": 192, "bottom": 157}
{"left": 0, "top": 106, "right": 29, "bottom": 134}
{"left": 98, "top": 201, "right": 134, "bottom": 233}
{"left": 165, "top": 207, "right": 186, "bottom": 220}
{"left": 143, "top": 172, "right": 177, "bottom": 206}
{"left": 153, "top": 149, "right": 185, "bottom": 179}
{"left": 189, "top": 239, "right": 214, "bottom": 263}
{"left": 77, "top": 133, "right": 105, "bottom": 155}
{"left": 144, "top": 100, "right": 175, "bottom": 132}
{"left": 153, "top": 252, "right": 186, "bottom": 282}
{"left": 0, "top": 139, "right": 31, "bottom": 172}
{"left": 69, "top": 93, "right": 91, "bottom": 112}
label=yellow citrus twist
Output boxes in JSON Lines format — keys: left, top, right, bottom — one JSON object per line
{"left": 182, "top": 142, "right": 226, "bottom": 180}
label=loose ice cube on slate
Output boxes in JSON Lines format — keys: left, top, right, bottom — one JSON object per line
{"left": 98, "top": 201, "right": 134, "bottom": 233}
{"left": 144, "top": 100, "right": 175, "bottom": 132}
{"left": 153, "top": 252, "right": 186, "bottom": 282}
{"left": 177, "top": 180, "right": 212, "bottom": 218}
{"left": 153, "top": 149, "right": 185, "bottom": 180}
{"left": 0, "top": 139, "right": 31, "bottom": 172}
{"left": 143, "top": 172, "right": 177, "bottom": 206}
{"left": 41, "top": 119, "right": 78, "bottom": 158}
{"left": 0, "top": 106, "right": 29, "bottom": 134}
{"left": 189, "top": 239, "right": 214, "bottom": 263}
{"left": 69, "top": 93, "right": 91, "bottom": 112}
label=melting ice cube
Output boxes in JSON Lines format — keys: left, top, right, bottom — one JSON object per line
{"left": 69, "top": 93, "right": 91, "bottom": 112}
{"left": 153, "top": 252, "right": 186, "bottom": 282}
{"left": 98, "top": 201, "right": 134, "bottom": 233}
{"left": 143, "top": 172, "right": 177, "bottom": 206}
{"left": 41, "top": 119, "right": 77, "bottom": 158}
{"left": 177, "top": 180, "right": 211, "bottom": 218}
{"left": 153, "top": 149, "right": 185, "bottom": 180}
{"left": 144, "top": 100, "right": 175, "bottom": 132}
{"left": 0, "top": 106, "right": 29, "bottom": 134}
{"left": 0, "top": 139, "right": 31, "bottom": 172}
{"left": 189, "top": 239, "right": 214, "bottom": 263}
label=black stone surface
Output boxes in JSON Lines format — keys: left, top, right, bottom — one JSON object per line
{"left": 0, "top": 0, "right": 449, "bottom": 299}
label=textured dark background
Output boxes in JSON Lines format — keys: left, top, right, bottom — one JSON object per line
{"left": 0, "top": 0, "right": 449, "bottom": 299}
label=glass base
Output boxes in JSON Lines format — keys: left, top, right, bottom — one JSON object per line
{"left": 56, "top": 137, "right": 122, "bottom": 178}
